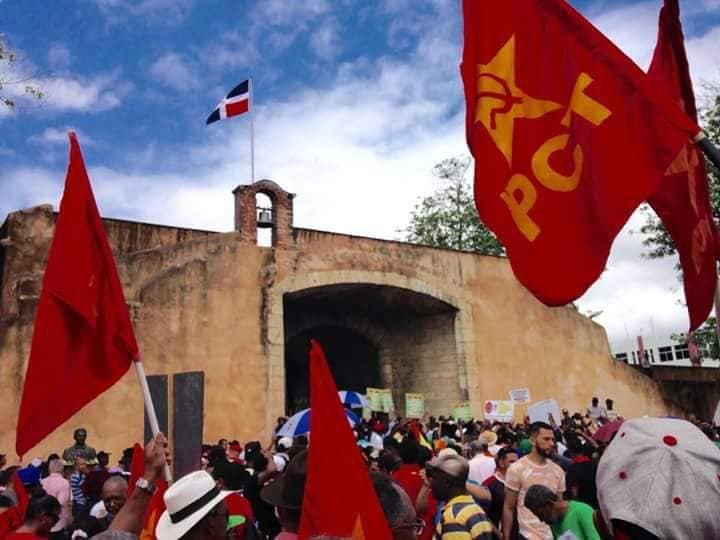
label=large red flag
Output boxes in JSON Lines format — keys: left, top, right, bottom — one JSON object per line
{"left": 298, "top": 340, "right": 392, "bottom": 540}
{"left": 16, "top": 132, "right": 139, "bottom": 456}
{"left": 646, "top": 0, "right": 719, "bottom": 336}
{"left": 461, "top": 0, "right": 700, "bottom": 305}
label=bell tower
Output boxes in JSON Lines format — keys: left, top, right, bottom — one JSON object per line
{"left": 232, "top": 180, "right": 295, "bottom": 248}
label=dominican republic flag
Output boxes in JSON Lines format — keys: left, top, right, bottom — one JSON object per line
{"left": 206, "top": 80, "right": 250, "bottom": 125}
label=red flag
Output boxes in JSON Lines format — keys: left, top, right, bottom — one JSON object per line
{"left": 298, "top": 340, "right": 392, "bottom": 540}
{"left": 646, "top": 0, "right": 719, "bottom": 336}
{"left": 127, "top": 443, "right": 145, "bottom": 495}
{"left": 461, "top": 0, "right": 700, "bottom": 305}
{"left": 15, "top": 132, "right": 139, "bottom": 456}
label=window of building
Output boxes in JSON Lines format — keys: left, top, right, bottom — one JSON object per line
{"left": 615, "top": 353, "right": 628, "bottom": 363}
{"left": 674, "top": 344, "right": 690, "bottom": 359}
{"left": 658, "top": 346, "right": 674, "bottom": 362}
{"left": 648, "top": 349, "right": 655, "bottom": 363}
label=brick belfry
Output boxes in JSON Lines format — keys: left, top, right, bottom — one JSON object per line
{"left": 233, "top": 179, "right": 295, "bottom": 248}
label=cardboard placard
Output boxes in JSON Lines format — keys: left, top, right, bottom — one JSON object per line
{"left": 405, "top": 393, "right": 425, "bottom": 419}
{"left": 484, "top": 400, "right": 515, "bottom": 422}
{"left": 366, "top": 387, "right": 394, "bottom": 413}
{"left": 528, "top": 399, "right": 561, "bottom": 425}
{"left": 450, "top": 401, "right": 473, "bottom": 421}
{"left": 509, "top": 388, "right": 531, "bottom": 404}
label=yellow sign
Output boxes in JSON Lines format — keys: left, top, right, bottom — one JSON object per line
{"left": 366, "top": 387, "right": 394, "bottom": 413}
{"left": 450, "top": 401, "right": 473, "bottom": 421}
{"left": 405, "top": 393, "right": 425, "bottom": 419}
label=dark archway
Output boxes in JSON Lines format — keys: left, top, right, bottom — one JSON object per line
{"left": 284, "top": 325, "right": 380, "bottom": 414}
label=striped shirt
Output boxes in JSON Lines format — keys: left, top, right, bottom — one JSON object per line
{"left": 70, "top": 472, "right": 87, "bottom": 506}
{"left": 435, "top": 494, "right": 494, "bottom": 539}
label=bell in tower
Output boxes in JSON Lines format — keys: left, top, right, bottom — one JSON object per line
{"left": 257, "top": 207, "right": 273, "bottom": 228}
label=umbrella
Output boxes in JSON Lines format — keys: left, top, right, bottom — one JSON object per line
{"left": 276, "top": 407, "right": 360, "bottom": 438}
{"left": 593, "top": 419, "right": 623, "bottom": 443}
{"left": 338, "top": 390, "right": 369, "bottom": 408}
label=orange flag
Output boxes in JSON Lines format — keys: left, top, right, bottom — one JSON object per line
{"left": 646, "top": 0, "right": 719, "bottom": 338}
{"left": 461, "top": 0, "right": 700, "bottom": 305}
{"left": 298, "top": 340, "right": 392, "bottom": 539}
{"left": 16, "top": 133, "right": 138, "bottom": 456}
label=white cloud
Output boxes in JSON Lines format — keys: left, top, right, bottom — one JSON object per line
{"left": 28, "top": 127, "right": 95, "bottom": 147}
{"left": 147, "top": 53, "right": 198, "bottom": 92}
{"left": 309, "top": 19, "right": 341, "bottom": 61}
{"left": 94, "top": 0, "right": 195, "bottom": 25}
{"left": 47, "top": 43, "right": 71, "bottom": 70}
{"left": 36, "top": 71, "right": 132, "bottom": 112}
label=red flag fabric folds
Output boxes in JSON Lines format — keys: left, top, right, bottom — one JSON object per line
{"left": 461, "top": 0, "right": 700, "bottom": 305}
{"left": 298, "top": 340, "right": 392, "bottom": 540}
{"left": 646, "top": 0, "right": 719, "bottom": 335}
{"left": 16, "top": 133, "right": 138, "bottom": 457}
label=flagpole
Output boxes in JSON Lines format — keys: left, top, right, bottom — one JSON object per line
{"left": 134, "top": 358, "right": 173, "bottom": 482}
{"left": 694, "top": 132, "right": 720, "bottom": 169}
{"left": 250, "top": 77, "right": 255, "bottom": 183}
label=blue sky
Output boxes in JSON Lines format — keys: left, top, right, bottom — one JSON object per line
{"left": 1, "top": 0, "right": 720, "bottom": 346}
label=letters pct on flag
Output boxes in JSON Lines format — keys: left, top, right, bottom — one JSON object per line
{"left": 461, "top": 0, "right": 700, "bottom": 306}
{"left": 298, "top": 340, "right": 391, "bottom": 540}
{"left": 646, "top": 0, "right": 719, "bottom": 335}
{"left": 16, "top": 133, "right": 139, "bottom": 457}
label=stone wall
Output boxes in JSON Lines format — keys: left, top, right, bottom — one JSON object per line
{"left": 0, "top": 200, "right": 683, "bottom": 460}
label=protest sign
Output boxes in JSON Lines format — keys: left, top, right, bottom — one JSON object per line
{"left": 451, "top": 401, "right": 473, "bottom": 421}
{"left": 405, "top": 393, "right": 425, "bottom": 418}
{"left": 484, "top": 400, "right": 514, "bottom": 422}
{"left": 528, "top": 399, "right": 561, "bottom": 425}
{"left": 509, "top": 388, "right": 531, "bottom": 404}
{"left": 366, "top": 387, "right": 394, "bottom": 413}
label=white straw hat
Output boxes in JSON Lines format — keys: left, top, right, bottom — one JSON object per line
{"left": 155, "top": 470, "right": 232, "bottom": 539}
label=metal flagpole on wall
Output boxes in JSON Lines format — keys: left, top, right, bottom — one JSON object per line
{"left": 250, "top": 77, "right": 255, "bottom": 183}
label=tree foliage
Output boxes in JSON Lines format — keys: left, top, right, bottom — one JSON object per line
{"left": 0, "top": 37, "right": 44, "bottom": 109}
{"left": 640, "top": 86, "right": 720, "bottom": 355}
{"left": 403, "top": 156, "right": 506, "bottom": 256}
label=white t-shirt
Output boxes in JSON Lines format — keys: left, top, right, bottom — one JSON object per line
{"left": 90, "top": 500, "right": 107, "bottom": 519}
{"left": 468, "top": 454, "right": 496, "bottom": 485}
{"left": 369, "top": 432, "right": 384, "bottom": 450}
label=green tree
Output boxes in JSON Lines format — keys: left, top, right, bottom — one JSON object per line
{"left": 639, "top": 87, "right": 720, "bottom": 356}
{"left": 403, "top": 156, "right": 506, "bottom": 255}
{"left": 0, "top": 37, "right": 44, "bottom": 109}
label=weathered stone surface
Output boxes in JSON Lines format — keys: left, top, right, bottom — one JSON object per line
{"left": 0, "top": 181, "right": 683, "bottom": 459}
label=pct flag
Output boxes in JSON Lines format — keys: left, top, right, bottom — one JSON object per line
{"left": 298, "top": 340, "right": 392, "bottom": 540}
{"left": 15, "top": 133, "right": 139, "bottom": 457}
{"left": 646, "top": 0, "right": 719, "bottom": 336}
{"left": 461, "top": 0, "right": 700, "bottom": 305}
{"left": 206, "top": 80, "right": 250, "bottom": 125}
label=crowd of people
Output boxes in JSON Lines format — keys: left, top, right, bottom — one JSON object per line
{"left": 1, "top": 397, "right": 719, "bottom": 539}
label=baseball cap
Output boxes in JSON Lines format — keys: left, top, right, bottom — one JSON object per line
{"left": 596, "top": 417, "right": 720, "bottom": 539}
{"left": 518, "top": 438, "right": 532, "bottom": 455}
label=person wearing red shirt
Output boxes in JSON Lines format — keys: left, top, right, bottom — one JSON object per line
{"left": 6, "top": 494, "right": 61, "bottom": 539}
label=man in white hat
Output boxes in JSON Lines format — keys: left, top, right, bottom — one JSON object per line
{"left": 155, "top": 470, "right": 233, "bottom": 539}
{"left": 595, "top": 417, "right": 720, "bottom": 539}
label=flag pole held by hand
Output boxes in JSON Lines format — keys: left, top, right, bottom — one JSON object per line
{"left": 695, "top": 132, "right": 720, "bottom": 169}
{"left": 134, "top": 356, "right": 172, "bottom": 482}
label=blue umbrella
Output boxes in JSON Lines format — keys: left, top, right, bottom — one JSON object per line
{"left": 338, "top": 390, "right": 369, "bottom": 408}
{"left": 276, "top": 407, "right": 360, "bottom": 438}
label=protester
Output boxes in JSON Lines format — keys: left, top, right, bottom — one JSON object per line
{"left": 524, "top": 484, "right": 600, "bottom": 540}
{"left": 482, "top": 447, "right": 518, "bottom": 538}
{"left": 467, "top": 440, "right": 496, "bottom": 486}
{"left": 585, "top": 399, "right": 606, "bottom": 422}
{"left": 97, "top": 476, "right": 128, "bottom": 527}
{"left": 426, "top": 451, "right": 494, "bottom": 539}
{"left": 260, "top": 450, "right": 307, "bottom": 539}
{"left": 227, "top": 442, "right": 244, "bottom": 465}
{"left": 83, "top": 451, "right": 111, "bottom": 507}
{"left": 213, "top": 460, "right": 256, "bottom": 539}
{"left": 70, "top": 458, "right": 90, "bottom": 518}
{"left": 371, "top": 472, "right": 422, "bottom": 540}
{"left": 564, "top": 433, "right": 599, "bottom": 509}
{"left": 6, "top": 494, "right": 61, "bottom": 539}
{"left": 62, "top": 429, "right": 97, "bottom": 464}
{"left": 390, "top": 437, "right": 423, "bottom": 509}
{"left": 595, "top": 417, "right": 720, "bottom": 539}
{"left": 503, "top": 422, "right": 566, "bottom": 540}
{"left": 40, "top": 459, "right": 70, "bottom": 537}
{"left": 604, "top": 400, "right": 617, "bottom": 421}
{"left": 272, "top": 437, "right": 293, "bottom": 472}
